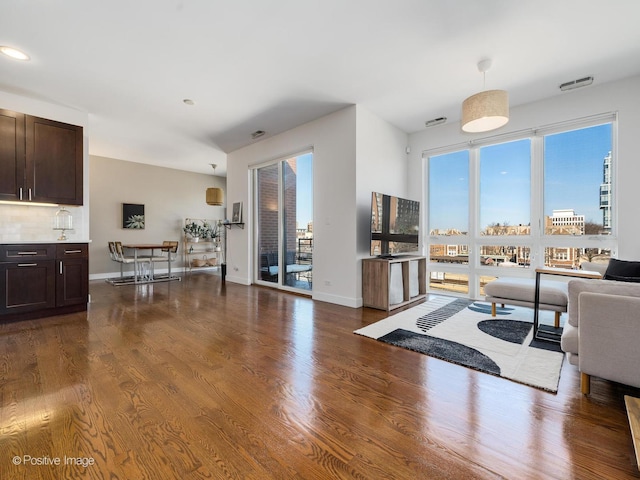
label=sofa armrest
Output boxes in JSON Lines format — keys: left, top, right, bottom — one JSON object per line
{"left": 578, "top": 291, "right": 640, "bottom": 389}
{"left": 568, "top": 278, "right": 640, "bottom": 327}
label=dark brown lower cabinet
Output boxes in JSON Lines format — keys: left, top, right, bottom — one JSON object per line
{"left": 56, "top": 244, "right": 89, "bottom": 307}
{"left": 0, "top": 260, "right": 56, "bottom": 314}
{"left": 1, "top": 243, "right": 88, "bottom": 321}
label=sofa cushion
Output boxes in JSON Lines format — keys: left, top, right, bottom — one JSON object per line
{"left": 560, "top": 321, "right": 579, "bottom": 357}
{"left": 579, "top": 261, "right": 609, "bottom": 276}
{"left": 560, "top": 322, "right": 578, "bottom": 358}
{"left": 603, "top": 258, "right": 640, "bottom": 283}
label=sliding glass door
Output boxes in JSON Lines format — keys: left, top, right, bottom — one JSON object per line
{"left": 254, "top": 151, "right": 313, "bottom": 292}
{"left": 256, "top": 163, "right": 280, "bottom": 285}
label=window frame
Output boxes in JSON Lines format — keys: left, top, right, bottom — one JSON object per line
{"left": 251, "top": 148, "right": 314, "bottom": 294}
{"left": 423, "top": 113, "right": 617, "bottom": 298}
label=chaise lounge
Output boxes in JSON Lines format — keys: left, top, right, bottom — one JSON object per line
{"left": 260, "top": 251, "right": 312, "bottom": 285}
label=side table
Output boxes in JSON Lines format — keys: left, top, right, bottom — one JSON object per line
{"left": 533, "top": 267, "right": 602, "bottom": 342}
{"left": 625, "top": 396, "right": 640, "bottom": 469}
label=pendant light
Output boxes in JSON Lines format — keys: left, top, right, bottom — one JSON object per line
{"left": 206, "top": 164, "right": 224, "bottom": 206}
{"left": 461, "top": 59, "right": 509, "bottom": 133}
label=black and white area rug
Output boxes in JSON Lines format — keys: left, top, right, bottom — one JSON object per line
{"left": 355, "top": 296, "right": 565, "bottom": 392}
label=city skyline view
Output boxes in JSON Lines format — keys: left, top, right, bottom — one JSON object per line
{"left": 429, "top": 123, "right": 613, "bottom": 234}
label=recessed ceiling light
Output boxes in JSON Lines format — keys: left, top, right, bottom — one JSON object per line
{"left": 0, "top": 46, "right": 30, "bottom": 61}
{"left": 183, "top": 99, "right": 195, "bottom": 106}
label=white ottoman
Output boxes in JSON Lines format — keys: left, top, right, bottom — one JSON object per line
{"left": 484, "top": 277, "right": 569, "bottom": 327}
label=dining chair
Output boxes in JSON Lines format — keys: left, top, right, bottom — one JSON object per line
{"left": 149, "top": 240, "right": 179, "bottom": 279}
{"left": 107, "top": 241, "right": 125, "bottom": 278}
{"left": 114, "top": 241, "right": 151, "bottom": 280}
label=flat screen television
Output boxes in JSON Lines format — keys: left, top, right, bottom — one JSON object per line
{"left": 370, "top": 191, "right": 420, "bottom": 257}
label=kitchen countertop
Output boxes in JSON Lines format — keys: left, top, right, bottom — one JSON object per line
{"left": 0, "top": 239, "right": 92, "bottom": 244}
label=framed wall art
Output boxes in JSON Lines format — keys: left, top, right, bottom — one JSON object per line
{"left": 122, "top": 203, "right": 145, "bottom": 229}
{"left": 231, "top": 202, "right": 243, "bottom": 223}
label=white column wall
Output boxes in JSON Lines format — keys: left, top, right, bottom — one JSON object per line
{"left": 226, "top": 104, "right": 410, "bottom": 308}
{"left": 355, "top": 105, "right": 410, "bottom": 299}
{"left": 226, "top": 106, "right": 359, "bottom": 306}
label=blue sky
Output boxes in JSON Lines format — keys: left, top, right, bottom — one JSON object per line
{"left": 295, "top": 152, "right": 313, "bottom": 227}
{"left": 544, "top": 123, "right": 611, "bottom": 222}
{"left": 429, "top": 123, "right": 612, "bottom": 232}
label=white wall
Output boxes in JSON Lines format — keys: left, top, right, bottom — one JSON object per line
{"left": 408, "top": 75, "right": 640, "bottom": 260}
{"left": 89, "top": 155, "right": 225, "bottom": 277}
{"left": 0, "top": 91, "right": 90, "bottom": 242}
{"left": 355, "top": 105, "right": 409, "bottom": 293}
{"left": 225, "top": 105, "right": 409, "bottom": 307}
{"left": 226, "top": 106, "right": 358, "bottom": 306}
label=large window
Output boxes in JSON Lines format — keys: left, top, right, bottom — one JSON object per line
{"left": 426, "top": 116, "right": 615, "bottom": 297}
{"left": 479, "top": 139, "right": 531, "bottom": 235}
{"left": 429, "top": 150, "right": 469, "bottom": 236}
{"left": 542, "top": 123, "right": 613, "bottom": 266}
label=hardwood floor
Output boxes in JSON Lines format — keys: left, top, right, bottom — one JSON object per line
{"left": 1, "top": 271, "right": 639, "bottom": 479}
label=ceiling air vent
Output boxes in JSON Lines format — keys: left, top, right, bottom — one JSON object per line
{"left": 251, "top": 130, "right": 266, "bottom": 139}
{"left": 559, "top": 76, "right": 594, "bottom": 91}
{"left": 425, "top": 117, "right": 447, "bottom": 128}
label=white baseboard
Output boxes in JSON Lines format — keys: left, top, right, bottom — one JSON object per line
{"left": 90, "top": 270, "right": 362, "bottom": 309}
{"left": 312, "top": 291, "right": 362, "bottom": 308}
{"left": 224, "top": 274, "right": 251, "bottom": 286}
{"left": 89, "top": 266, "right": 220, "bottom": 281}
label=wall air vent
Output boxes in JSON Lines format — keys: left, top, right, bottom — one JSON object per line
{"left": 559, "top": 76, "right": 594, "bottom": 91}
{"left": 425, "top": 117, "right": 447, "bottom": 128}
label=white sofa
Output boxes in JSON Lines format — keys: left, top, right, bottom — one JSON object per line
{"left": 561, "top": 262, "right": 640, "bottom": 394}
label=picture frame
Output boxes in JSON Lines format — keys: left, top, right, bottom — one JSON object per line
{"left": 231, "top": 202, "right": 243, "bottom": 223}
{"left": 122, "top": 203, "right": 145, "bottom": 229}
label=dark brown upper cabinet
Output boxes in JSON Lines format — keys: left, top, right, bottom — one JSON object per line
{"left": 0, "top": 109, "right": 83, "bottom": 205}
{"left": 0, "top": 109, "right": 26, "bottom": 202}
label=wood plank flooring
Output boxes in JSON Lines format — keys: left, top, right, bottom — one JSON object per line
{"left": 1, "top": 271, "right": 639, "bottom": 479}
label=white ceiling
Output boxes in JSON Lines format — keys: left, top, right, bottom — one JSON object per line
{"left": 2, "top": 1, "right": 640, "bottom": 176}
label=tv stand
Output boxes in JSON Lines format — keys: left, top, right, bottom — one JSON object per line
{"left": 362, "top": 255, "right": 427, "bottom": 311}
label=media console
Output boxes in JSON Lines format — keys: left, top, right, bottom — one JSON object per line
{"left": 362, "top": 255, "right": 427, "bottom": 311}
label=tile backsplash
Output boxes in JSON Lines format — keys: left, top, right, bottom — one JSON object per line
{"left": 0, "top": 204, "right": 87, "bottom": 242}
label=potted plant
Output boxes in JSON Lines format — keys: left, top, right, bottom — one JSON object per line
{"left": 183, "top": 221, "right": 207, "bottom": 241}
{"left": 202, "top": 221, "right": 220, "bottom": 241}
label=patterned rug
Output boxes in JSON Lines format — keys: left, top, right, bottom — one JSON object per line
{"left": 355, "top": 296, "right": 565, "bottom": 392}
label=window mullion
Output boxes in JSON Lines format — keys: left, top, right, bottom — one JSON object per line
{"left": 468, "top": 147, "right": 480, "bottom": 298}
{"left": 530, "top": 135, "right": 544, "bottom": 269}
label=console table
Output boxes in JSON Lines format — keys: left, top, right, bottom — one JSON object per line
{"left": 362, "top": 255, "right": 426, "bottom": 311}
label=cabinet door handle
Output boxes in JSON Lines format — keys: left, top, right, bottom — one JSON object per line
{"left": 64, "top": 250, "right": 82, "bottom": 254}
{"left": 28, "top": 188, "right": 32, "bottom": 201}
{"left": 18, "top": 263, "right": 38, "bottom": 267}
{"left": 17, "top": 251, "right": 38, "bottom": 255}
{"left": 60, "top": 261, "right": 63, "bottom": 274}
{"left": 19, "top": 187, "right": 23, "bottom": 200}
